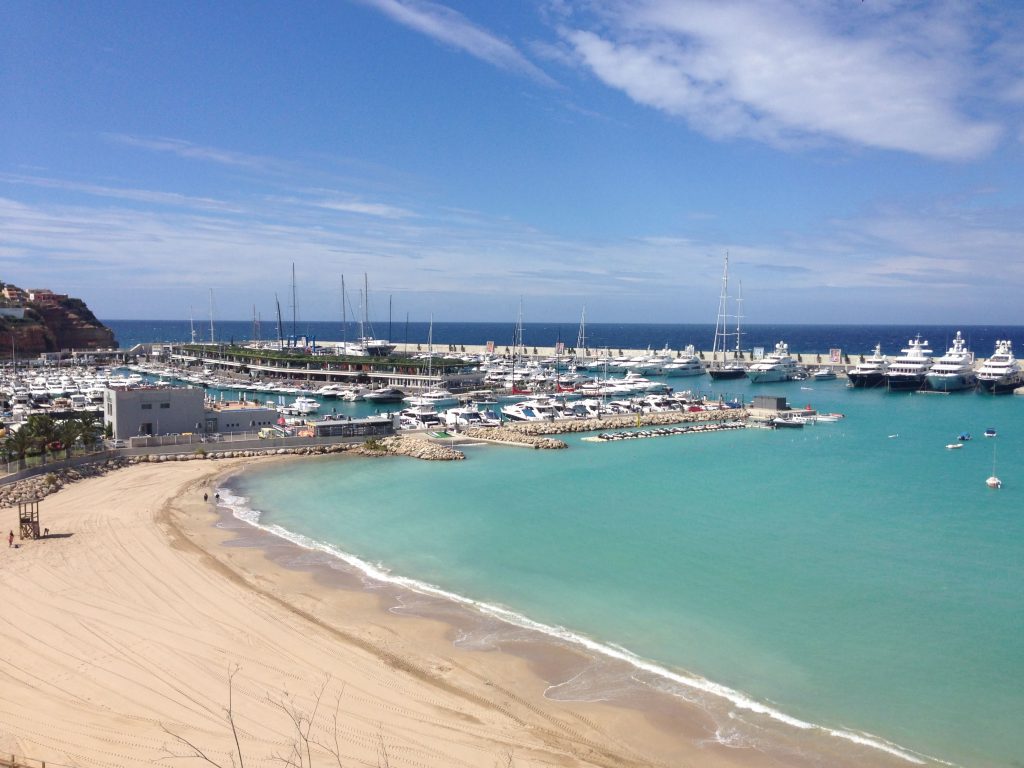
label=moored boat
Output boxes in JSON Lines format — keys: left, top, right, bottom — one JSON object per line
{"left": 884, "top": 336, "right": 933, "bottom": 392}
{"left": 747, "top": 341, "right": 799, "bottom": 384}
{"left": 925, "top": 331, "right": 977, "bottom": 392}
{"left": 976, "top": 340, "right": 1024, "bottom": 394}
{"left": 847, "top": 344, "right": 889, "bottom": 388}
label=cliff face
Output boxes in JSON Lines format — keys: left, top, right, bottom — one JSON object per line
{"left": 0, "top": 285, "right": 116, "bottom": 356}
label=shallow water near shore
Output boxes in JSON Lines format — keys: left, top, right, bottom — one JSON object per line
{"left": 224, "top": 379, "right": 1024, "bottom": 768}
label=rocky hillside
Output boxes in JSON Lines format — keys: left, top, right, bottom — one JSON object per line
{"left": 0, "top": 282, "right": 116, "bottom": 356}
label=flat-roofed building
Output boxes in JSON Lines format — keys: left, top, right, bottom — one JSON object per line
{"left": 104, "top": 386, "right": 206, "bottom": 440}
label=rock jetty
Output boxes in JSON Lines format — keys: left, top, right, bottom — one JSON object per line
{"left": 479, "top": 409, "right": 747, "bottom": 438}
{"left": 461, "top": 427, "right": 568, "bottom": 449}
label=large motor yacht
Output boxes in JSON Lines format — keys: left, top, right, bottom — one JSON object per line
{"left": 884, "top": 336, "right": 933, "bottom": 392}
{"left": 976, "top": 340, "right": 1024, "bottom": 394}
{"left": 925, "top": 331, "right": 977, "bottom": 392}
{"left": 663, "top": 346, "right": 706, "bottom": 377}
{"left": 746, "top": 341, "right": 799, "bottom": 384}
{"left": 847, "top": 344, "right": 889, "bottom": 388}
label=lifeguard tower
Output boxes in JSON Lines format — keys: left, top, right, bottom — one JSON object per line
{"left": 17, "top": 500, "right": 40, "bottom": 540}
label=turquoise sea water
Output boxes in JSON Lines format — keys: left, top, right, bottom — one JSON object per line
{"left": 225, "top": 380, "right": 1024, "bottom": 768}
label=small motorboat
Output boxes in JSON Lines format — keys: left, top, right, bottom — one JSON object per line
{"left": 984, "top": 428, "right": 997, "bottom": 438}
{"left": 958, "top": 432, "right": 971, "bottom": 442}
{"left": 986, "top": 475, "right": 1002, "bottom": 489}
{"left": 945, "top": 443, "right": 963, "bottom": 450}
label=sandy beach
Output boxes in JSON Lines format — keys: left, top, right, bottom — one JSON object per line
{"left": 0, "top": 458, "right": 911, "bottom": 768}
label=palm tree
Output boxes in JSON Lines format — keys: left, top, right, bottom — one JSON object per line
{"left": 76, "top": 413, "right": 101, "bottom": 451}
{"left": 26, "top": 414, "right": 57, "bottom": 466}
{"left": 4, "top": 427, "right": 33, "bottom": 470}
{"left": 58, "top": 419, "right": 81, "bottom": 460}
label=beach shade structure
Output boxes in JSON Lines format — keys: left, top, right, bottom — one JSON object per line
{"left": 18, "top": 500, "right": 40, "bottom": 540}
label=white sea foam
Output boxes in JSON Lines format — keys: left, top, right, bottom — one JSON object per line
{"left": 216, "top": 484, "right": 942, "bottom": 767}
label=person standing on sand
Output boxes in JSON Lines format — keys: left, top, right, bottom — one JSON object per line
{"left": 8, "top": 530, "right": 13, "bottom": 548}
{"left": 204, "top": 492, "right": 208, "bottom": 502}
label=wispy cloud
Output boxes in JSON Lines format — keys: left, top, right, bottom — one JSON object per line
{"left": 359, "top": 0, "right": 558, "bottom": 86}
{"left": 0, "top": 173, "right": 242, "bottom": 213}
{"left": 308, "top": 197, "right": 416, "bottom": 219}
{"left": 104, "top": 133, "right": 273, "bottom": 169}
{"left": 563, "top": 0, "right": 1003, "bottom": 160}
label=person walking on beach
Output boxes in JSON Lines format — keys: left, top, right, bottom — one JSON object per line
{"left": 203, "top": 492, "right": 208, "bottom": 502}
{"left": 8, "top": 530, "right": 13, "bottom": 548}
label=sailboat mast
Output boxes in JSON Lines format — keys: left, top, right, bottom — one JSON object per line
{"left": 208, "top": 289, "right": 215, "bottom": 344}
{"left": 341, "top": 275, "right": 347, "bottom": 351}
{"left": 189, "top": 306, "right": 196, "bottom": 344}
{"left": 712, "top": 254, "right": 729, "bottom": 364}
{"left": 275, "top": 293, "right": 283, "bottom": 349}
{"left": 576, "top": 305, "right": 586, "bottom": 353}
{"left": 734, "top": 280, "right": 744, "bottom": 360}
{"left": 291, "top": 263, "right": 297, "bottom": 341}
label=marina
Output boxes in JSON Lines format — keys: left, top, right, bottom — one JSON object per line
{"left": 2, "top": 321, "right": 1023, "bottom": 768}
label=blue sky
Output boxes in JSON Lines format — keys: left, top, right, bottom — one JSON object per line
{"left": 2, "top": 1, "right": 1023, "bottom": 325}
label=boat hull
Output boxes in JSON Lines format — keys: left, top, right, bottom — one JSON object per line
{"left": 977, "top": 377, "right": 1024, "bottom": 394}
{"left": 925, "top": 374, "right": 977, "bottom": 392}
{"left": 885, "top": 375, "right": 927, "bottom": 392}
{"left": 747, "top": 370, "right": 793, "bottom": 384}
{"left": 847, "top": 372, "right": 885, "bottom": 388}
{"left": 708, "top": 367, "right": 746, "bottom": 380}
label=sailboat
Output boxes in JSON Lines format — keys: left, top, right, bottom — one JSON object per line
{"left": 405, "top": 315, "right": 456, "bottom": 407}
{"left": 357, "top": 274, "right": 396, "bottom": 357}
{"left": 708, "top": 253, "right": 746, "bottom": 380}
{"left": 986, "top": 442, "right": 1002, "bottom": 488}
{"left": 510, "top": 301, "right": 532, "bottom": 395}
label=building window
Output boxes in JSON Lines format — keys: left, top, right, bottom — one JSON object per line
{"left": 141, "top": 403, "right": 152, "bottom": 410}
{"left": 160, "top": 403, "right": 170, "bottom": 409}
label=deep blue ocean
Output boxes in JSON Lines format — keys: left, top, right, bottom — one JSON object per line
{"left": 107, "top": 320, "right": 1024, "bottom": 767}
{"left": 104, "top": 319, "right": 1024, "bottom": 360}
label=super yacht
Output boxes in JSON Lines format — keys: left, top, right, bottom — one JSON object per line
{"left": 976, "top": 340, "right": 1024, "bottom": 394}
{"left": 925, "top": 332, "right": 977, "bottom": 392}
{"left": 746, "top": 341, "right": 799, "bottom": 384}
{"left": 847, "top": 344, "right": 889, "bottom": 388}
{"left": 884, "top": 336, "right": 933, "bottom": 392}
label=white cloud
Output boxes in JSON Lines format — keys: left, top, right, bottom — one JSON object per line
{"left": 564, "top": 0, "right": 1002, "bottom": 160}
{"left": 359, "top": 0, "right": 558, "bottom": 86}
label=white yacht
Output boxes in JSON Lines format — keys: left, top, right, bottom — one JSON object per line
{"left": 977, "top": 340, "right": 1024, "bottom": 394}
{"left": 663, "top": 346, "right": 706, "bottom": 377}
{"left": 925, "top": 332, "right": 977, "bottom": 392}
{"left": 500, "top": 398, "right": 562, "bottom": 422}
{"left": 284, "top": 396, "right": 321, "bottom": 415}
{"left": 809, "top": 367, "right": 837, "bottom": 381}
{"left": 847, "top": 344, "right": 889, "bottom": 388}
{"left": 404, "top": 388, "right": 458, "bottom": 409}
{"left": 746, "top": 341, "right": 799, "bottom": 383}
{"left": 884, "top": 337, "right": 933, "bottom": 391}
